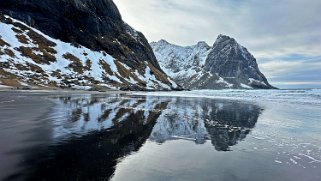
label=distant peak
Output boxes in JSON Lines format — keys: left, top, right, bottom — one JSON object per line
{"left": 150, "top": 39, "right": 171, "bottom": 46}
{"left": 196, "top": 41, "right": 209, "bottom": 47}
{"left": 158, "top": 39, "right": 170, "bottom": 44}
{"left": 214, "top": 34, "right": 237, "bottom": 46}
{"left": 217, "top": 34, "right": 230, "bottom": 39}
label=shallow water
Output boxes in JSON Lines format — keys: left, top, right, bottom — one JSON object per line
{"left": 0, "top": 91, "right": 320, "bottom": 180}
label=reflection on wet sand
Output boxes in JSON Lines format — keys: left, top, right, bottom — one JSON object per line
{"left": 150, "top": 98, "right": 262, "bottom": 151}
{"left": 5, "top": 94, "right": 262, "bottom": 180}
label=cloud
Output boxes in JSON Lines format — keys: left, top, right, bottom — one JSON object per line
{"left": 114, "top": 0, "right": 321, "bottom": 88}
{"left": 259, "top": 57, "right": 321, "bottom": 87}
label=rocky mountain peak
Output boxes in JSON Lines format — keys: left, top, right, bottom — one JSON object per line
{"left": 196, "top": 41, "right": 209, "bottom": 47}
{"left": 151, "top": 35, "right": 276, "bottom": 89}
{"left": 158, "top": 39, "right": 170, "bottom": 44}
{"left": 214, "top": 34, "right": 236, "bottom": 45}
{"left": 151, "top": 39, "right": 171, "bottom": 49}
{"left": 195, "top": 41, "right": 211, "bottom": 51}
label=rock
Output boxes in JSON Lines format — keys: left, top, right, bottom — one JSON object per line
{"left": 0, "top": 0, "right": 159, "bottom": 70}
{"left": 151, "top": 34, "right": 276, "bottom": 89}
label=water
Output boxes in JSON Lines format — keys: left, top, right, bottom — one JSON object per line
{"left": 0, "top": 90, "right": 320, "bottom": 180}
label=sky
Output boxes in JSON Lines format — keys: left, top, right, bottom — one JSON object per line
{"left": 114, "top": 0, "right": 321, "bottom": 88}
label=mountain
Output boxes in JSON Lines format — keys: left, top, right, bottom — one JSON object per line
{"left": 0, "top": 0, "right": 179, "bottom": 90}
{"left": 151, "top": 35, "right": 275, "bottom": 89}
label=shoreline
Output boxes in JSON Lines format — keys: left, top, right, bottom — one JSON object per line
{"left": 0, "top": 89, "right": 131, "bottom": 94}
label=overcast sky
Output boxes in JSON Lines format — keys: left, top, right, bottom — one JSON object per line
{"left": 114, "top": 0, "right": 321, "bottom": 88}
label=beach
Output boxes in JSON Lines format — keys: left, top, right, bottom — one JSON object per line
{"left": 0, "top": 90, "right": 320, "bottom": 180}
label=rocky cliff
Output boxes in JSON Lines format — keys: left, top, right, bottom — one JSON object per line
{"left": 0, "top": 0, "right": 178, "bottom": 90}
{"left": 151, "top": 35, "right": 275, "bottom": 89}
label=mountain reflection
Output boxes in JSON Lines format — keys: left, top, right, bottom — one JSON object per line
{"left": 150, "top": 98, "right": 262, "bottom": 151}
{"left": 8, "top": 94, "right": 262, "bottom": 180}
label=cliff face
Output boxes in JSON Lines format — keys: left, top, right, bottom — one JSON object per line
{"left": 0, "top": 0, "right": 159, "bottom": 69}
{"left": 203, "top": 35, "right": 274, "bottom": 89}
{"left": 151, "top": 35, "right": 276, "bottom": 89}
{"left": 0, "top": 0, "right": 179, "bottom": 90}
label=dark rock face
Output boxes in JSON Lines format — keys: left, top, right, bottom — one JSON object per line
{"left": 204, "top": 35, "right": 274, "bottom": 89}
{"left": 0, "top": 0, "right": 160, "bottom": 70}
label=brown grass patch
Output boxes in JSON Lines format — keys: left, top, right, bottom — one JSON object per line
{"left": 16, "top": 34, "right": 29, "bottom": 44}
{"left": 15, "top": 64, "right": 29, "bottom": 71}
{"left": 115, "top": 61, "right": 130, "bottom": 79}
{"left": 0, "top": 69, "right": 21, "bottom": 87}
{"left": 11, "top": 27, "right": 23, "bottom": 34}
{"left": 63, "top": 53, "right": 84, "bottom": 74}
{"left": 48, "top": 81, "right": 58, "bottom": 87}
{"left": 85, "top": 59, "right": 92, "bottom": 71}
{"left": 27, "top": 30, "right": 57, "bottom": 54}
{"left": 27, "top": 63, "right": 44, "bottom": 73}
{"left": 99, "top": 59, "right": 113, "bottom": 75}
{"left": 0, "top": 38, "right": 10, "bottom": 47}
{"left": 26, "top": 30, "right": 57, "bottom": 47}
{"left": 17, "top": 47, "right": 42, "bottom": 63}
{"left": 12, "top": 22, "right": 30, "bottom": 32}
{"left": 115, "top": 61, "right": 145, "bottom": 86}
{"left": 17, "top": 46, "right": 56, "bottom": 64}
{"left": 83, "top": 76, "right": 99, "bottom": 84}
{"left": 22, "top": 30, "right": 58, "bottom": 64}
{"left": 2, "top": 16, "right": 57, "bottom": 64}
{"left": 4, "top": 49, "right": 15, "bottom": 58}
{"left": 27, "top": 74, "right": 43, "bottom": 83}
{"left": 42, "top": 51, "right": 56, "bottom": 63}
{"left": 51, "top": 70, "right": 62, "bottom": 79}
{"left": 147, "top": 62, "right": 171, "bottom": 85}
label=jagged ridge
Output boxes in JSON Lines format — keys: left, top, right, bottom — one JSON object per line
{"left": 151, "top": 35, "right": 275, "bottom": 89}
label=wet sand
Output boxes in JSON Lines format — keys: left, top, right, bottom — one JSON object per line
{"left": 0, "top": 91, "right": 126, "bottom": 180}
{"left": 0, "top": 91, "right": 320, "bottom": 181}
{"left": 0, "top": 93, "right": 53, "bottom": 180}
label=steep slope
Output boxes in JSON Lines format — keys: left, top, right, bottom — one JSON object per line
{"left": 0, "top": 0, "right": 178, "bottom": 90}
{"left": 151, "top": 35, "right": 275, "bottom": 89}
{"left": 151, "top": 40, "right": 211, "bottom": 85}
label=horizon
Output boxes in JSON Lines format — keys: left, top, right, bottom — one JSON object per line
{"left": 114, "top": 0, "right": 321, "bottom": 89}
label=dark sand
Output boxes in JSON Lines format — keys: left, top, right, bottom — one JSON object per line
{"left": 0, "top": 91, "right": 320, "bottom": 181}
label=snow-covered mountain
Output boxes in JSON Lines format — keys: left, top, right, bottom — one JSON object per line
{"left": 0, "top": 0, "right": 179, "bottom": 90}
{"left": 151, "top": 35, "right": 275, "bottom": 89}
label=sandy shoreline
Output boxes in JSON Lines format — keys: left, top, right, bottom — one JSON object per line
{"left": 0, "top": 90, "right": 320, "bottom": 180}
{"left": 0, "top": 89, "right": 130, "bottom": 94}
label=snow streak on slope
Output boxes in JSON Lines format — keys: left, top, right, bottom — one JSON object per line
{"left": 151, "top": 40, "right": 211, "bottom": 78}
{"left": 0, "top": 15, "right": 178, "bottom": 90}
{"left": 150, "top": 40, "right": 218, "bottom": 87}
